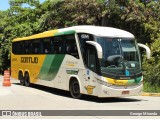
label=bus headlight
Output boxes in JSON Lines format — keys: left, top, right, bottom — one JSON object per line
{"left": 97, "top": 79, "right": 113, "bottom": 87}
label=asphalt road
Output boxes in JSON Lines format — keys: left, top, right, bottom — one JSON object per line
{"left": 0, "top": 76, "right": 159, "bottom": 119}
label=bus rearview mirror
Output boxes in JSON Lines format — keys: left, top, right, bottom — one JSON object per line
{"left": 86, "top": 41, "right": 103, "bottom": 59}
{"left": 138, "top": 43, "right": 151, "bottom": 59}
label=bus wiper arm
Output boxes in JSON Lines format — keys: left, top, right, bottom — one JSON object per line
{"left": 118, "top": 39, "right": 126, "bottom": 74}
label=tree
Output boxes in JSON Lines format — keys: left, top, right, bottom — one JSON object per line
{"left": 39, "top": 0, "right": 105, "bottom": 30}
{"left": 0, "top": 0, "right": 44, "bottom": 73}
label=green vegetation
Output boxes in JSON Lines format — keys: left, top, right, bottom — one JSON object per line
{"left": 143, "top": 82, "right": 160, "bottom": 93}
{"left": 0, "top": 0, "right": 159, "bottom": 92}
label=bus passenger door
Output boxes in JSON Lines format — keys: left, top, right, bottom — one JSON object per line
{"left": 84, "top": 44, "right": 100, "bottom": 96}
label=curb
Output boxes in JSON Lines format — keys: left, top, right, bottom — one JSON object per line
{"left": 141, "top": 92, "right": 160, "bottom": 97}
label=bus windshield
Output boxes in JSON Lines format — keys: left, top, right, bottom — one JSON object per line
{"left": 96, "top": 37, "right": 142, "bottom": 77}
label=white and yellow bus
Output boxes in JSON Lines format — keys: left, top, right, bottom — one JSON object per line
{"left": 11, "top": 25, "right": 151, "bottom": 98}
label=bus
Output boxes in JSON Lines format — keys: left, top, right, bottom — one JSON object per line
{"left": 11, "top": 25, "right": 151, "bottom": 98}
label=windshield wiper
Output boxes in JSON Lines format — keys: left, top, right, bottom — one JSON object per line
{"left": 118, "top": 39, "right": 126, "bottom": 75}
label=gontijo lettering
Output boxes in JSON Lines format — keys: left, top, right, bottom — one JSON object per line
{"left": 21, "top": 57, "right": 38, "bottom": 64}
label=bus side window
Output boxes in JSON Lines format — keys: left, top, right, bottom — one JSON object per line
{"left": 43, "top": 38, "right": 51, "bottom": 54}
{"left": 12, "top": 42, "right": 18, "bottom": 54}
{"left": 65, "top": 35, "right": 79, "bottom": 59}
{"left": 21, "top": 42, "right": 26, "bottom": 54}
{"left": 53, "top": 37, "right": 63, "bottom": 54}
{"left": 32, "top": 40, "right": 40, "bottom": 54}
{"left": 24, "top": 41, "right": 32, "bottom": 54}
{"left": 50, "top": 40, "right": 54, "bottom": 53}
{"left": 86, "top": 44, "right": 99, "bottom": 73}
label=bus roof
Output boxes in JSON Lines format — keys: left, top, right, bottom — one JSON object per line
{"left": 13, "top": 25, "right": 135, "bottom": 42}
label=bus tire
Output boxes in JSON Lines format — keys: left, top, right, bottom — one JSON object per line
{"left": 18, "top": 71, "right": 24, "bottom": 86}
{"left": 69, "top": 79, "right": 82, "bottom": 99}
{"left": 24, "top": 72, "right": 31, "bottom": 87}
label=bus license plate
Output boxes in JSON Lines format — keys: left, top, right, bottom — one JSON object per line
{"left": 122, "top": 91, "right": 129, "bottom": 95}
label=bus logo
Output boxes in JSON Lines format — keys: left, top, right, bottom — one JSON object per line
{"left": 81, "top": 34, "right": 89, "bottom": 39}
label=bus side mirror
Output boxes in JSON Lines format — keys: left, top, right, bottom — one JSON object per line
{"left": 86, "top": 41, "right": 103, "bottom": 59}
{"left": 138, "top": 43, "right": 151, "bottom": 59}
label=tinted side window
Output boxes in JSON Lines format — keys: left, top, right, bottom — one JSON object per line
{"left": 41, "top": 37, "right": 64, "bottom": 54}
{"left": 12, "top": 41, "right": 27, "bottom": 54}
{"left": 12, "top": 34, "right": 78, "bottom": 56}
{"left": 53, "top": 37, "right": 63, "bottom": 54}
{"left": 42, "top": 38, "right": 51, "bottom": 54}
{"left": 24, "top": 41, "right": 32, "bottom": 54}
{"left": 12, "top": 42, "right": 18, "bottom": 54}
{"left": 65, "top": 35, "right": 79, "bottom": 59}
{"left": 86, "top": 45, "right": 97, "bottom": 72}
{"left": 12, "top": 40, "right": 38, "bottom": 54}
{"left": 77, "top": 33, "right": 94, "bottom": 63}
{"left": 31, "top": 40, "right": 40, "bottom": 54}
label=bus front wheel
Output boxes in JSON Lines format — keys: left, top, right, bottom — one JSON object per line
{"left": 69, "top": 79, "right": 82, "bottom": 99}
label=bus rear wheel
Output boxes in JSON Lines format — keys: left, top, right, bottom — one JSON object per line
{"left": 70, "top": 79, "right": 82, "bottom": 99}
{"left": 18, "top": 72, "right": 24, "bottom": 86}
{"left": 24, "top": 73, "right": 31, "bottom": 87}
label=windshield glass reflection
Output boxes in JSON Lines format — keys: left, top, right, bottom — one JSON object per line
{"left": 96, "top": 37, "right": 141, "bottom": 76}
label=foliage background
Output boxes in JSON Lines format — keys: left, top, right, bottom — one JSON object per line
{"left": 0, "top": 0, "right": 159, "bottom": 92}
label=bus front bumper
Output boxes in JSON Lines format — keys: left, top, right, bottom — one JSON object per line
{"left": 98, "top": 84, "right": 143, "bottom": 98}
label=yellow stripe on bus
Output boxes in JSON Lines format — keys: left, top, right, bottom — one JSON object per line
{"left": 13, "top": 30, "right": 58, "bottom": 42}
{"left": 105, "top": 77, "right": 128, "bottom": 85}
